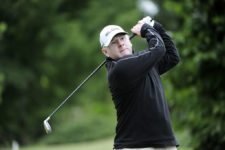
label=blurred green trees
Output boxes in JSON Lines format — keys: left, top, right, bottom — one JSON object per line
{"left": 0, "top": 0, "right": 224, "bottom": 149}
{"left": 0, "top": 0, "right": 141, "bottom": 146}
{"left": 163, "top": 0, "right": 225, "bottom": 149}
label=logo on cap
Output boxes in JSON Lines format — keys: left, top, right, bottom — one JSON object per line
{"left": 105, "top": 28, "right": 119, "bottom": 36}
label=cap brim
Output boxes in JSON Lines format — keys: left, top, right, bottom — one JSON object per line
{"left": 103, "top": 31, "right": 127, "bottom": 47}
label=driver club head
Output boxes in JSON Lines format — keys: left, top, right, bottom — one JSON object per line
{"left": 43, "top": 117, "right": 52, "bottom": 134}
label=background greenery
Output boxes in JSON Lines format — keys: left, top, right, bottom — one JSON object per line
{"left": 0, "top": 0, "right": 224, "bottom": 149}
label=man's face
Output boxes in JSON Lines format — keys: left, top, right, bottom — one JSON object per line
{"left": 102, "top": 34, "right": 132, "bottom": 59}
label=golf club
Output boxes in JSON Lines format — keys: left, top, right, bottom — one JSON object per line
{"left": 43, "top": 33, "right": 136, "bottom": 134}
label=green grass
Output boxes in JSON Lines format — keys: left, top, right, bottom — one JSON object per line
{"left": 22, "top": 137, "right": 113, "bottom": 150}
{"left": 1, "top": 129, "right": 192, "bottom": 150}
{"left": 2, "top": 137, "right": 192, "bottom": 150}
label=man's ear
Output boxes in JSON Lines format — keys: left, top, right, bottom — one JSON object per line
{"left": 101, "top": 47, "right": 109, "bottom": 57}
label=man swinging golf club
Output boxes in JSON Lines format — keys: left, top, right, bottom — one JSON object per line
{"left": 99, "top": 16, "right": 180, "bottom": 150}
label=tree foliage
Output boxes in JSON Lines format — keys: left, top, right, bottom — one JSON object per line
{"left": 162, "top": 0, "right": 225, "bottom": 149}
{"left": 0, "top": 0, "right": 141, "bottom": 146}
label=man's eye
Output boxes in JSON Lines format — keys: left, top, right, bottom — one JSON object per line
{"left": 111, "top": 41, "right": 116, "bottom": 44}
{"left": 120, "top": 36, "right": 125, "bottom": 40}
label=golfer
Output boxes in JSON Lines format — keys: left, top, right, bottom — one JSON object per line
{"left": 99, "top": 17, "right": 180, "bottom": 150}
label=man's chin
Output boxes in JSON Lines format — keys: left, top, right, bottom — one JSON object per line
{"left": 121, "top": 51, "right": 132, "bottom": 57}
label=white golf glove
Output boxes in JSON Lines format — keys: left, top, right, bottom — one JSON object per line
{"left": 142, "top": 16, "right": 155, "bottom": 27}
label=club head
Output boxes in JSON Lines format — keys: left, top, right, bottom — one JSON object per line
{"left": 43, "top": 117, "right": 52, "bottom": 134}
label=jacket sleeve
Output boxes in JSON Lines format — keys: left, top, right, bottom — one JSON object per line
{"left": 153, "top": 22, "right": 180, "bottom": 75}
{"left": 111, "top": 24, "right": 165, "bottom": 84}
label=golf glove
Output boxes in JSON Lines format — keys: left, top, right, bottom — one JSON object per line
{"left": 142, "top": 16, "right": 155, "bottom": 27}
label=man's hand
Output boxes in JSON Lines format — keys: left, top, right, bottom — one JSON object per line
{"left": 131, "top": 16, "right": 155, "bottom": 36}
{"left": 131, "top": 20, "right": 145, "bottom": 36}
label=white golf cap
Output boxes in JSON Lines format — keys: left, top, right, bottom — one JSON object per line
{"left": 99, "top": 25, "right": 127, "bottom": 47}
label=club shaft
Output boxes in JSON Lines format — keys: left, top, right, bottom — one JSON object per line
{"left": 129, "top": 33, "right": 136, "bottom": 39}
{"left": 47, "top": 60, "right": 106, "bottom": 119}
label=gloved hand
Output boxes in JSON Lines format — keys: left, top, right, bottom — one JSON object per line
{"left": 141, "top": 16, "right": 155, "bottom": 27}
{"left": 142, "top": 17, "right": 165, "bottom": 35}
{"left": 131, "top": 16, "right": 155, "bottom": 37}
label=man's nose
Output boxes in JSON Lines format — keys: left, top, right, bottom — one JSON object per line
{"left": 117, "top": 39, "right": 124, "bottom": 47}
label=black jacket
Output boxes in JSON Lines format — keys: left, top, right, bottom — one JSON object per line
{"left": 105, "top": 23, "right": 180, "bottom": 149}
